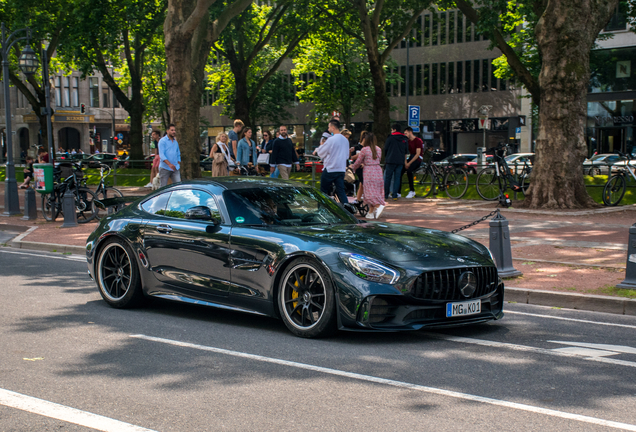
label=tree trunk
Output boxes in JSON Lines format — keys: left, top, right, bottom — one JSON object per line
{"left": 233, "top": 66, "right": 251, "bottom": 127}
{"left": 522, "top": 0, "right": 618, "bottom": 209}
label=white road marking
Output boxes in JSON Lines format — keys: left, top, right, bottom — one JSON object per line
{"left": 551, "top": 347, "right": 619, "bottom": 357}
{"left": 131, "top": 334, "right": 636, "bottom": 431}
{"left": 0, "top": 388, "right": 156, "bottom": 432}
{"left": 0, "top": 249, "right": 85, "bottom": 262}
{"left": 506, "top": 310, "right": 636, "bottom": 330}
{"left": 548, "top": 341, "right": 636, "bottom": 355}
{"left": 428, "top": 334, "right": 636, "bottom": 368}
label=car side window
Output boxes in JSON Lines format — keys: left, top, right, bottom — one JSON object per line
{"left": 141, "top": 192, "right": 171, "bottom": 214}
{"left": 161, "top": 189, "right": 221, "bottom": 220}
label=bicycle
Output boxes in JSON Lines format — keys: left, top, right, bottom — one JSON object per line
{"left": 41, "top": 162, "right": 98, "bottom": 223}
{"left": 602, "top": 151, "right": 633, "bottom": 206}
{"left": 475, "top": 143, "right": 525, "bottom": 201}
{"left": 92, "top": 164, "right": 124, "bottom": 218}
{"left": 416, "top": 150, "right": 469, "bottom": 199}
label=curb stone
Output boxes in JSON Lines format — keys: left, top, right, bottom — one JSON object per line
{"left": 10, "top": 226, "right": 86, "bottom": 255}
{"left": 506, "top": 286, "right": 636, "bottom": 316}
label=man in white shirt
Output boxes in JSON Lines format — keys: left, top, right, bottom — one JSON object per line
{"left": 316, "top": 119, "right": 349, "bottom": 204}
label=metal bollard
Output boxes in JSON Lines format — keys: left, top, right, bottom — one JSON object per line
{"left": 616, "top": 224, "right": 636, "bottom": 290}
{"left": 22, "top": 187, "right": 37, "bottom": 220}
{"left": 489, "top": 211, "right": 522, "bottom": 278}
{"left": 60, "top": 188, "right": 78, "bottom": 228}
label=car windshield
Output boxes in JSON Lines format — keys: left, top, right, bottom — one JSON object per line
{"left": 223, "top": 186, "right": 358, "bottom": 226}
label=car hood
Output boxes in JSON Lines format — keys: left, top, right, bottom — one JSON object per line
{"left": 278, "top": 222, "right": 492, "bottom": 268}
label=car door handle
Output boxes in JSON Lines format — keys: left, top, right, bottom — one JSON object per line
{"left": 157, "top": 224, "right": 172, "bottom": 233}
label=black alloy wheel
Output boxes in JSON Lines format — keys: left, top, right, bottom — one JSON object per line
{"left": 96, "top": 239, "right": 144, "bottom": 308}
{"left": 278, "top": 258, "right": 336, "bottom": 338}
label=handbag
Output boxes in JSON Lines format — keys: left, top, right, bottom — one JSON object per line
{"left": 344, "top": 168, "right": 356, "bottom": 183}
{"left": 257, "top": 153, "right": 270, "bottom": 165}
{"left": 213, "top": 152, "right": 225, "bottom": 164}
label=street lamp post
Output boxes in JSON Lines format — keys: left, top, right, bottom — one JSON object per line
{"left": 1, "top": 22, "right": 38, "bottom": 216}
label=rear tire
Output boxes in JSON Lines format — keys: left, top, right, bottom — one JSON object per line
{"left": 444, "top": 167, "right": 468, "bottom": 199}
{"left": 96, "top": 238, "right": 145, "bottom": 308}
{"left": 41, "top": 193, "right": 58, "bottom": 221}
{"left": 417, "top": 167, "right": 435, "bottom": 198}
{"left": 476, "top": 167, "right": 501, "bottom": 201}
{"left": 603, "top": 175, "right": 626, "bottom": 206}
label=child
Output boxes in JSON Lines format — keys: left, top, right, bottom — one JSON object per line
{"left": 19, "top": 156, "right": 34, "bottom": 189}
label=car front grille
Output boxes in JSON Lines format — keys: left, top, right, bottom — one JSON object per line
{"left": 410, "top": 266, "right": 498, "bottom": 301}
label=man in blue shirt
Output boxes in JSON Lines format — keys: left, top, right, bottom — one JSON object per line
{"left": 159, "top": 124, "right": 181, "bottom": 187}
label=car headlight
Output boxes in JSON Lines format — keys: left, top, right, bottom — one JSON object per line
{"left": 339, "top": 252, "right": 400, "bottom": 284}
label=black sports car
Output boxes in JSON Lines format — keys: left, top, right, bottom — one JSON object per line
{"left": 86, "top": 178, "right": 504, "bottom": 338}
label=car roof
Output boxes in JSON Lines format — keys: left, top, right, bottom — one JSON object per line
{"left": 181, "top": 177, "right": 305, "bottom": 191}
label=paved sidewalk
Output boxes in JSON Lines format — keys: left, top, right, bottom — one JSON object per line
{"left": 2, "top": 183, "right": 636, "bottom": 315}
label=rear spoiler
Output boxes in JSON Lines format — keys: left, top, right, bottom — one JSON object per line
{"left": 94, "top": 196, "right": 144, "bottom": 210}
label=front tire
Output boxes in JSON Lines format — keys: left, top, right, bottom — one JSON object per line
{"left": 603, "top": 175, "right": 626, "bottom": 206}
{"left": 417, "top": 167, "right": 435, "bottom": 198}
{"left": 278, "top": 258, "right": 337, "bottom": 338}
{"left": 444, "top": 167, "right": 468, "bottom": 199}
{"left": 476, "top": 167, "right": 502, "bottom": 201}
{"left": 96, "top": 238, "right": 144, "bottom": 308}
{"left": 41, "top": 193, "right": 58, "bottom": 221}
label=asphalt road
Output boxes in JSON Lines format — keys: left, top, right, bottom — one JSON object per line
{"left": 1, "top": 248, "right": 636, "bottom": 432}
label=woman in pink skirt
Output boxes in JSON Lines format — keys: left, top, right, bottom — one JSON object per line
{"left": 349, "top": 133, "right": 386, "bottom": 219}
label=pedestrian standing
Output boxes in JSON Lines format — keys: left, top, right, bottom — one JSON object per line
{"left": 146, "top": 130, "right": 161, "bottom": 188}
{"left": 210, "top": 131, "right": 233, "bottom": 177}
{"left": 316, "top": 119, "right": 349, "bottom": 205}
{"left": 402, "top": 127, "right": 424, "bottom": 198}
{"left": 237, "top": 127, "right": 258, "bottom": 169}
{"left": 270, "top": 125, "right": 299, "bottom": 179}
{"left": 383, "top": 123, "right": 408, "bottom": 200}
{"left": 158, "top": 124, "right": 181, "bottom": 187}
{"left": 350, "top": 130, "right": 368, "bottom": 204}
{"left": 349, "top": 133, "right": 385, "bottom": 218}
{"left": 228, "top": 119, "right": 244, "bottom": 160}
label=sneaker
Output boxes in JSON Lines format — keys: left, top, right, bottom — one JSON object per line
{"left": 393, "top": 197, "right": 398, "bottom": 201}
{"left": 406, "top": 191, "right": 416, "bottom": 199}
{"left": 375, "top": 205, "right": 385, "bottom": 219}
{"left": 351, "top": 199, "right": 359, "bottom": 204}
{"left": 366, "top": 213, "right": 375, "bottom": 220}
{"left": 144, "top": 182, "right": 153, "bottom": 188}
{"left": 397, "top": 193, "right": 401, "bottom": 198}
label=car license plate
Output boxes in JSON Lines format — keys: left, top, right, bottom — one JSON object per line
{"left": 446, "top": 299, "right": 481, "bottom": 317}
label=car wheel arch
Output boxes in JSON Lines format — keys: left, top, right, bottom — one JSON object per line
{"left": 93, "top": 232, "right": 142, "bottom": 274}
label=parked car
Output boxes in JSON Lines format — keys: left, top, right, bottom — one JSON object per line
{"left": 200, "top": 156, "right": 213, "bottom": 171}
{"left": 583, "top": 153, "right": 623, "bottom": 176}
{"left": 86, "top": 153, "right": 119, "bottom": 168}
{"left": 503, "top": 153, "right": 534, "bottom": 174}
{"left": 86, "top": 177, "right": 504, "bottom": 338}
{"left": 303, "top": 154, "right": 324, "bottom": 173}
{"left": 435, "top": 154, "right": 478, "bottom": 173}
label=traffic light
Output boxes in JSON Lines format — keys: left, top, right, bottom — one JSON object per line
{"left": 80, "top": 103, "right": 86, "bottom": 114}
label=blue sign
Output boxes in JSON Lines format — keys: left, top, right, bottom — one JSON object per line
{"left": 515, "top": 127, "right": 521, "bottom": 139}
{"left": 117, "top": 133, "right": 124, "bottom": 140}
{"left": 408, "top": 105, "right": 420, "bottom": 133}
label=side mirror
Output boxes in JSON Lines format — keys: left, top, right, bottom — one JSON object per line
{"left": 185, "top": 206, "right": 214, "bottom": 221}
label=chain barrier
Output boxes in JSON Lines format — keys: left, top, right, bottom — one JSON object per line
{"left": 451, "top": 209, "right": 500, "bottom": 234}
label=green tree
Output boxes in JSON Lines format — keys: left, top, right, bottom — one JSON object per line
{"left": 0, "top": 0, "right": 71, "bottom": 152}
{"left": 345, "top": 0, "right": 432, "bottom": 141}
{"left": 58, "top": 0, "right": 166, "bottom": 160}
{"left": 292, "top": 26, "right": 374, "bottom": 128}
{"left": 211, "top": 0, "right": 319, "bottom": 128}
{"left": 163, "top": 0, "right": 252, "bottom": 179}
{"left": 453, "top": 0, "right": 620, "bottom": 209}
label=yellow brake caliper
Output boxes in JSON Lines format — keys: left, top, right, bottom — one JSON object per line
{"left": 292, "top": 276, "right": 304, "bottom": 314}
